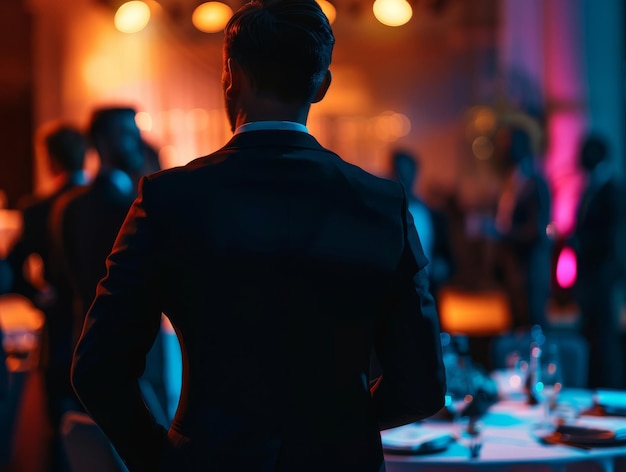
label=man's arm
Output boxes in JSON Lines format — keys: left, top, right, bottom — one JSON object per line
{"left": 71, "top": 177, "right": 168, "bottom": 471}
{"left": 371, "top": 190, "right": 446, "bottom": 430}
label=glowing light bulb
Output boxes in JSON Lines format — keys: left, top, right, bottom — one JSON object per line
{"left": 373, "top": 0, "right": 412, "bottom": 27}
{"left": 192, "top": 2, "right": 233, "bottom": 34}
{"left": 114, "top": 1, "right": 151, "bottom": 34}
{"left": 316, "top": 0, "right": 336, "bottom": 24}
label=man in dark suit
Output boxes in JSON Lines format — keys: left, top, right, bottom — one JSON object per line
{"left": 8, "top": 125, "right": 87, "bottom": 406}
{"left": 71, "top": 1, "right": 446, "bottom": 471}
{"left": 51, "top": 107, "right": 145, "bottom": 324}
{"left": 53, "top": 107, "right": 170, "bottom": 427}
{"left": 6, "top": 123, "right": 88, "bottom": 471}
{"left": 573, "top": 134, "right": 624, "bottom": 389}
{"left": 8, "top": 124, "right": 87, "bottom": 314}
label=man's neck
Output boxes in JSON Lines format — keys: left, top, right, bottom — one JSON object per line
{"left": 234, "top": 98, "right": 310, "bottom": 130}
{"left": 234, "top": 121, "right": 309, "bottom": 135}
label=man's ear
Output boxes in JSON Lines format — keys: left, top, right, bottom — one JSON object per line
{"left": 224, "top": 58, "right": 241, "bottom": 99}
{"left": 311, "top": 70, "right": 332, "bottom": 103}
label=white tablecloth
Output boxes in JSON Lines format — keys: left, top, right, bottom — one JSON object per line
{"left": 383, "top": 389, "right": 626, "bottom": 472}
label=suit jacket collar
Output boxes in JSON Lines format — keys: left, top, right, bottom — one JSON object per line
{"left": 221, "top": 130, "right": 326, "bottom": 152}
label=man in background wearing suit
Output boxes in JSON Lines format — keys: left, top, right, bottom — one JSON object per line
{"left": 573, "top": 134, "right": 624, "bottom": 389}
{"left": 6, "top": 124, "right": 87, "bottom": 471}
{"left": 71, "top": 1, "right": 446, "bottom": 471}
{"left": 53, "top": 107, "right": 170, "bottom": 428}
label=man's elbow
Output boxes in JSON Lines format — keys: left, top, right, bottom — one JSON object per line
{"left": 419, "top": 391, "right": 446, "bottom": 419}
{"left": 376, "top": 385, "right": 447, "bottom": 431}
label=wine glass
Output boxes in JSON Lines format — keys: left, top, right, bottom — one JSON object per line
{"left": 531, "top": 342, "right": 563, "bottom": 430}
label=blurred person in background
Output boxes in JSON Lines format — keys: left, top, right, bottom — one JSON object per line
{"left": 51, "top": 106, "right": 170, "bottom": 428}
{"left": 572, "top": 134, "right": 624, "bottom": 389}
{"left": 390, "top": 150, "right": 434, "bottom": 265}
{"left": 51, "top": 107, "right": 146, "bottom": 326}
{"left": 5, "top": 123, "right": 88, "bottom": 471}
{"left": 70, "top": 1, "right": 446, "bottom": 470}
{"left": 484, "top": 125, "right": 552, "bottom": 330}
{"left": 390, "top": 149, "right": 454, "bottom": 302}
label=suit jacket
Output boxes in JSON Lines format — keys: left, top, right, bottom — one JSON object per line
{"left": 52, "top": 173, "right": 137, "bottom": 330}
{"left": 574, "top": 174, "right": 622, "bottom": 278}
{"left": 7, "top": 181, "right": 83, "bottom": 377}
{"left": 71, "top": 130, "right": 446, "bottom": 472}
{"left": 9, "top": 182, "right": 77, "bottom": 299}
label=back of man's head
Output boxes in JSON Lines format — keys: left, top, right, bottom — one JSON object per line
{"left": 581, "top": 134, "right": 608, "bottom": 172}
{"left": 88, "top": 106, "right": 143, "bottom": 173}
{"left": 391, "top": 150, "right": 418, "bottom": 189}
{"left": 223, "top": 0, "right": 334, "bottom": 103}
{"left": 46, "top": 125, "right": 87, "bottom": 173}
{"left": 88, "top": 107, "right": 137, "bottom": 144}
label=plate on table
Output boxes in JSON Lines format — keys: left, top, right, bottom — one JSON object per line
{"left": 381, "top": 423, "right": 453, "bottom": 455}
{"left": 536, "top": 417, "right": 626, "bottom": 448}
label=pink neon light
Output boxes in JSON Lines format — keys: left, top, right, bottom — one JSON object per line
{"left": 544, "top": 113, "right": 586, "bottom": 236}
{"left": 556, "top": 246, "right": 577, "bottom": 288}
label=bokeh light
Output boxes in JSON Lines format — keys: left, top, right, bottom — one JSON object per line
{"left": 373, "top": 111, "right": 411, "bottom": 142}
{"left": 556, "top": 245, "right": 577, "bottom": 288}
{"left": 192, "top": 2, "right": 233, "bottom": 33}
{"left": 472, "top": 135, "right": 494, "bottom": 160}
{"left": 135, "top": 111, "right": 153, "bottom": 131}
{"left": 114, "top": 1, "right": 151, "bottom": 34}
{"left": 373, "top": 0, "right": 413, "bottom": 27}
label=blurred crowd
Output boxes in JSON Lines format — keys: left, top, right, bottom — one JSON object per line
{"left": 0, "top": 105, "right": 625, "bottom": 470}
{"left": 0, "top": 106, "right": 168, "bottom": 471}
{"left": 386, "top": 121, "right": 626, "bottom": 393}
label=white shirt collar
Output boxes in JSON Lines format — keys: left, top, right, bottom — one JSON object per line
{"left": 234, "top": 121, "right": 309, "bottom": 135}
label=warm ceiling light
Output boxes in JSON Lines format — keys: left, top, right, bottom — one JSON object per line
{"left": 373, "top": 0, "right": 413, "bottom": 27}
{"left": 114, "top": 1, "right": 151, "bottom": 34}
{"left": 192, "top": 2, "right": 233, "bottom": 33}
{"left": 316, "top": 0, "right": 336, "bottom": 25}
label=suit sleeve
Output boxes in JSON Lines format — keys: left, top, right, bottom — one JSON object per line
{"left": 371, "top": 186, "right": 447, "bottom": 430}
{"left": 71, "top": 176, "right": 168, "bottom": 471}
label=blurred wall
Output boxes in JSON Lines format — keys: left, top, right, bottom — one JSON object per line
{"left": 0, "top": 0, "right": 33, "bottom": 208}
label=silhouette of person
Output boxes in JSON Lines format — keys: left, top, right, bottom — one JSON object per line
{"left": 486, "top": 125, "right": 552, "bottom": 329}
{"left": 428, "top": 195, "right": 457, "bottom": 298}
{"left": 572, "top": 134, "right": 624, "bottom": 389}
{"left": 390, "top": 149, "right": 453, "bottom": 300}
{"left": 52, "top": 107, "right": 170, "bottom": 427}
{"left": 70, "top": 2, "right": 446, "bottom": 470}
{"left": 51, "top": 107, "right": 145, "bottom": 326}
{"left": 5, "top": 123, "right": 88, "bottom": 471}
{"left": 390, "top": 150, "right": 434, "bottom": 259}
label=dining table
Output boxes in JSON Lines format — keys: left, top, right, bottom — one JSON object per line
{"left": 383, "top": 384, "right": 626, "bottom": 472}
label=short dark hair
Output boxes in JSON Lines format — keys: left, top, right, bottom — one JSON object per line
{"left": 392, "top": 149, "right": 418, "bottom": 178}
{"left": 224, "top": 0, "right": 334, "bottom": 103}
{"left": 45, "top": 125, "right": 87, "bottom": 172}
{"left": 88, "top": 107, "right": 137, "bottom": 144}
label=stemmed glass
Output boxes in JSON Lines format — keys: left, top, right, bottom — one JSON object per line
{"left": 531, "top": 342, "right": 563, "bottom": 430}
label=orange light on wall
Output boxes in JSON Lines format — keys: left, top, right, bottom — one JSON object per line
{"left": 192, "top": 2, "right": 233, "bottom": 33}
{"left": 114, "top": 1, "right": 151, "bottom": 34}
{"left": 373, "top": 0, "right": 413, "bottom": 27}
{"left": 373, "top": 110, "right": 411, "bottom": 142}
{"left": 438, "top": 287, "right": 512, "bottom": 336}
